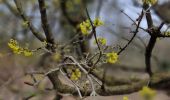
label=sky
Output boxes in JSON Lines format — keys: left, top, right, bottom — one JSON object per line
{"left": 88, "top": 0, "right": 170, "bottom": 46}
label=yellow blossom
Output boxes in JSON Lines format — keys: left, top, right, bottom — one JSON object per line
{"left": 106, "top": 51, "right": 118, "bottom": 64}
{"left": 23, "top": 48, "right": 33, "bottom": 56}
{"left": 123, "top": 96, "right": 129, "bottom": 100}
{"left": 14, "top": 47, "right": 23, "bottom": 54}
{"left": 8, "top": 39, "right": 33, "bottom": 56}
{"left": 70, "top": 73, "right": 78, "bottom": 81}
{"left": 75, "top": 68, "right": 81, "bottom": 78}
{"left": 93, "top": 18, "right": 104, "bottom": 27}
{"left": 79, "top": 18, "right": 104, "bottom": 35}
{"left": 96, "top": 37, "right": 107, "bottom": 45}
{"left": 140, "top": 86, "right": 156, "bottom": 100}
{"left": 79, "top": 20, "right": 92, "bottom": 35}
{"left": 70, "top": 68, "right": 81, "bottom": 81}
{"left": 8, "top": 39, "right": 21, "bottom": 54}
{"left": 8, "top": 39, "right": 19, "bottom": 49}
{"left": 164, "top": 31, "right": 170, "bottom": 36}
{"left": 142, "top": 0, "right": 157, "bottom": 5}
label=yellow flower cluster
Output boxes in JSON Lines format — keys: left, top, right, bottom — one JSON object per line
{"left": 140, "top": 86, "right": 156, "bottom": 100}
{"left": 123, "top": 96, "right": 129, "bottom": 100}
{"left": 79, "top": 20, "right": 92, "bottom": 35}
{"left": 96, "top": 37, "right": 107, "bottom": 45}
{"left": 23, "top": 48, "right": 33, "bottom": 56}
{"left": 79, "top": 18, "right": 104, "bottom": 35}
{"left": 106, "top": 51, "right": 118, "bottom": 64}
{"left": 164, "top": 31, "right": 170, "bottom": 36}
{"left": 93, "top": 18, "right": 104, "bottom": 27}
{"left": 142, "top": 0, "right": 157, "bottom": 5}
{"left": 8, "top": 39, "right": 33, "bottom": 56}
{"left": 70, "top": 68, "right": 81, "bottom": 81}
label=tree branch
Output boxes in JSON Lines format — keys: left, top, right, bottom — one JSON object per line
{"left": 38, "top": 0, "right": 55, "bottom": 45}
{"left": 14, "top": 0, "right": 46, "bottom": 42}
{"left": 118, "top": 10, "right": 144, "bottom": 55}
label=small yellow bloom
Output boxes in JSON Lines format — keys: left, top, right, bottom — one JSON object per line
{"left": 164, "top": 31, "right": 170, "bottom": 36}
{"left": 8, "top": 39, "right": 21, "bottom": 54}
{"left": 79, "top": 18, "right": 103, "bottom": 35}
{"left": 140, "top": 86, "right": 156, "bottom": 100}
{"left": 93, "top": 18, "right": 104, "bottom": 27}
{"left": 8, "top": 39, "right": 33, "bottom": 57}
{"left": 79, "top": 20, "right": 92, "bottom": 35}
{"left": 70, "top": 68, "right": 81, "bottom": 81}
{"left": 142, "top": 0, "right": 157, "bottom": 5}
{"left": 23, "top": 49, "right": 33, "bottom": 56}
{"left": 106, "top": 51, "right": 118, "bottom": 64}
{"left": 8, "top": 39, "right": 18, "bottom": 49}
{"left": 71, "top": 73, "right": 78, "bottom": 81}
{"left": 13, "top": 47, "right": 23, "bottom": 54}
{"left": 96, "top": 37, "right": 107, "bottom": 45}
{"left": 123, "top": 96, "right": 129, "bottom": 100}
{"left": 75, "top": 68, "right": 81, "bottom": 78}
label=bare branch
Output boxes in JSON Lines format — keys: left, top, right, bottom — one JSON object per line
{"left": 14, "top": 0, "right": 46, "bottom": 42}
{"left": 38, "top": 0, "right": 55, "bottom": 45}
{"left": 118, "top": 10, "right": 144, "bottom": 55}
{"left": 85, "top": 8, "right": 102, "bottom": 72}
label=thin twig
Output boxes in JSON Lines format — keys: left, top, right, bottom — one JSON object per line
{"left": 85, "top": 8, "right": 102, "bottom": 72}
{"left": 118, "top": 10, "right": 144, "bottom": 55}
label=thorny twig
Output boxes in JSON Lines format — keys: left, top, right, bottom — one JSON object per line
{"left": 118, "top": 10, "right": 144, "bottom": 55}
{"left": 85, "top": 8, "right": 102, "bottom": 73}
